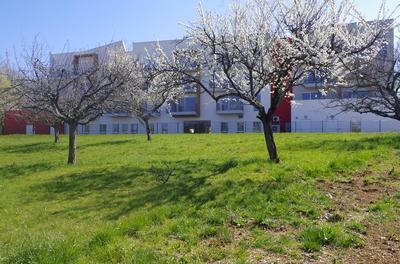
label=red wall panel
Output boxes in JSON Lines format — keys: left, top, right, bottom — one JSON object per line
{"left": 4, "top": 111, "right": 27, "bottom": 134}
{"left": 3, "top": 111, "right": 62, "bottom": 135}
{"left": 273, "top": 97, "right": 292, "bottom": 132}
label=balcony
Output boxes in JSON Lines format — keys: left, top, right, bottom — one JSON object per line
{"left": 170, "top": 97, "right": 199, "bottom": 117}
{"left": 216, "top": 97, "right": 244, "bottom": 114}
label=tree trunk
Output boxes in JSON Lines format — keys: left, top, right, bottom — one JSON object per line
{"left": 53, "top": 126, "right": 60, "bottom": 144}
{"left": 144, "top": 119, "right": 152, "bottom": 141}
{"left": 259, "top": 112, "right": 279, "bottom": 163}
{"left": 67, "top": 123, "right": 77, "bottom": 164}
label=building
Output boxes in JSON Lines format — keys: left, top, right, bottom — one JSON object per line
{"left": 4, "top": 110, "right": 64, "bottom": 135}
{"left": 291, "top": 26, "right": 399, "bottom": 133}
{"left": 48, "top": 40, "right": 291, "bottom": 135}
{"left": 3, "top": 35, "right": 399, "bottom": 135}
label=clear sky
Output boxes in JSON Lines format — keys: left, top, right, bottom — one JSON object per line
{"left": 0, "top": 0, "right": 398, "bottom": 56}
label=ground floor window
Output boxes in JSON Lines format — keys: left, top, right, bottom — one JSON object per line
{"left": 113, "top": 124, "right": 120, "bottom": 134}
{"left": 130, "top": 124, "right": 138, "bottom": 134}
{"left": 253, "top": 121, "right": 262, "bottom": 133}
{"left": 161, "top": 123, "right": 168, "bottom": 134}
{"left": 237, "top": 122, "right": 244, "bottom": 133}
{"left": 99, "top": 124, "right": 107, "bottom": 134}
{"left": 82, "top": 125, "right": 90, "bottom": 134}
{"left": 122, "top": 124, "right": 129, "bottom": 134}
{"left": 221, "top": 122, "right": 229, "bottom": 133}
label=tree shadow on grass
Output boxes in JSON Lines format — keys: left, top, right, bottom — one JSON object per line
{"left": 28, "top": 158, "right": 255, "bottom": 219}
{"left": 79, "top": 139, "right": 133, "bottom": 149}
{"left": 0, "top": 139, "right": 133, "bottom": 154}
{"left": 284, "top": 134, "right": 400, "bottom": 152}
{"left": 0, "top": 163, "right": 55, "bottom": 180}
{"left": 0, "top": 142, "right": 60, "bottom": 154}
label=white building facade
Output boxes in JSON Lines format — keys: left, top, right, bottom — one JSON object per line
{"left": 51, "top": 39, "right": 399, "bottom": 135}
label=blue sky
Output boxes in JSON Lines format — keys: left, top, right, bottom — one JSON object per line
{"left": 0, "top": 0, "right": 398, "bottom": 56}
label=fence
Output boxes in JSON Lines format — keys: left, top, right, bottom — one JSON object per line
{"left": 291, "top": 120, "right": 400, "bottom": 133}
{"left": 72, "top": 119, "right": 400, "bottom": 135}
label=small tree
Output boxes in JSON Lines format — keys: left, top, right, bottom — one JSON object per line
{"left": 154, "top": 0, "right": 394, "bottom": 162}
{"left": 18, "top": 109, "right": 64, "bottom": 143}
{"left": 119, "top": 51, "right": 185, "bottom": 141}
{"left": 10, "top": 42, "right": 136, "bottom": 164}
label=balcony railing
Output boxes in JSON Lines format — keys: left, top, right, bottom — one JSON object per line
{"left": 216, "top": 98, "right": 244, "bottom": 114}
{"left": 170, "top": 103, "right": 198, "bottom": 116}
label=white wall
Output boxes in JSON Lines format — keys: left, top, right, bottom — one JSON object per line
{"left": 291, "top": 99, "right": 400, "bottom": 132}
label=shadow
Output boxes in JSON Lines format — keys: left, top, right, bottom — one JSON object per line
{"left": 28, "top": 158, "right": 252, "bottom": 220}
{"left": 284, "top": 134, "right": 400, "bottom": 152}
{"left": 0, "top": 139, "right": 133, "bottom": 154}
{"left": 0, "top": 142, "right": 60, "bottom": 154}
{"left": 79, "top": 139, "right": 133, "bottom": 150}
{"left": 0, "top": 163, "right": 55, "bottom": 180}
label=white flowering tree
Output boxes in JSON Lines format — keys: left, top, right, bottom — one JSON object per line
{"left": 154, "top": 0, "right": 394, "bottom": 162}
{"left": 119, "top": 50, "right": 185, "bottom": 141}
{"left": 330, "top": 42, "right": 400, "bottom": 121}
{"left": 9, "top": 43, "right": 136, "bottom": 164}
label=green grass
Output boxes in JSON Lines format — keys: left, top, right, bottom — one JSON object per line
{"left": 0, "top": 133, "right": 399, "bottom": 263}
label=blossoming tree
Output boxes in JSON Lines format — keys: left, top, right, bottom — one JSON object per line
{"left": 119, "top": 49, "right": 185, "bottom": 141}
{"left": 9, "top": 42, "right": 136, "bottom": 164}
{"left": 153, "top": 0, "right": 394, "bottom": 162}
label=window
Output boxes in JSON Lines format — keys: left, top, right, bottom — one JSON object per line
{"left": 302, "top": 93, "right": 311, "bottom": 100}
{"left": 161, "top": 123, "right": 168, "bottom": 134}
{"left": 122, "top": 124, "right": 129, "bottom": 134}
{"left": 130, "top": 124, "right": 138, "bottom": 134}
{"left": 82, "top": 125, "right": 90, "bottom": 134}
{"left": 237, "top": 122, "right": 244, "bottom": 133}
{"left": 343, "top": 90, "right": 369, "bottom": 99}
{"left": 113, "top": 124, "right": 120, "bottom": 134}
{"left": 73, "top": 54, "right": 98, "bottom": 73}
{"left": 359, "top": 91, "right": 368, "bottom": 97}
{"left": 221, "top": 122, "right": 229, "bottom": 133}
{"left": 302, "top": 91, "right": 335, "bottom": 100}
{"left": 253, "top": 122, "right": 262, "bottom": 133}
{"left": 99, "top": 124, "right": 107, "bottom": 134}
{"left": 305, "top": 71, "right": 325, "bottom": 84}
{"left": 343, "top": 91, "right": 352, "bottom": 98}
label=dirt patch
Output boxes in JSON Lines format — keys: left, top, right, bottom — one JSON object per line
{"left": 322, "top": 169, "right": 396, "bottom": 212}
{"left": 318, "top": 168, "right": 400, "bottom": 264}
{"left": 339, "top": 219, "right": 400, "bottom": 264}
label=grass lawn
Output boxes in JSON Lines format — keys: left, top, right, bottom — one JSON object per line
{"left": 0, "top": 133, "right": 399, "bottom": 263}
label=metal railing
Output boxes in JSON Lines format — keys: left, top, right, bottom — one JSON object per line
{"left": 70, "top": 119, "right": 399, "bottom": 135}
